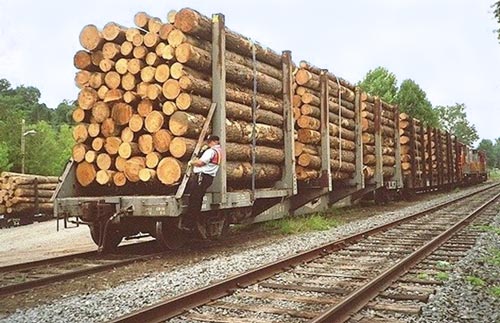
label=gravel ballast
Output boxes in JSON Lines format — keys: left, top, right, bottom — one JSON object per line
{"left": 2, "top": 184, "right": 496, "bottom": 323}
{"left": 415, "top": 212, "right": 500, "bottom": 323}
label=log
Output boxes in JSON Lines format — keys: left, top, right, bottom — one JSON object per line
{"left": 225, "top": 143, "right": 284, "bottom": 164}
{"left": 73, "top": 50, "right": 94, "bottom": 70}
{"left": 72, "top": 143, "right": 87, "bottom": 162}
{"left": 298, "top": 153, "right": 321, "bottom": 169}
{"left": 73, "top": 124, "right": 88, "bottom": 143}
{"left": 76, "top": 162, "right": 96, "bottom": 187}
{"left": 139, "top": 168, "right": 157, "bottom": 182}
{"left": 79, "top": 24, "right": 104, "bottom": 51}
{"left": 121, "top": 41, "right": 134, "bottom": 57}
{"left": 96, "top": 170, "right": 116, "bottom": 185}
{"left": 145, "top": 111, "right": 165, "bottom": 133}
{"left": 147, "top": 84, "right": 162, "bottom": 101}
{"left": 102, "top": 22, "right": 125, "bottom": 42}
{"left": 115, "top": 156, "right": 127, "bottom": 172}
{"left": 157, "top": 157, "right": 183, "bottom": 185}
{"left": 92, "top": 137, "right": 105, "bottom": 151}
{"left": 364, "top": 154, "right": 376, "bottom": 165}
{"left": 296, "top": 166, "right": 319, "bottom": 181}
{"left": 7, "top": 203, "right": 53, "bottom": 214}
{"left": 104, "top": 136, "right": 122, "bottom": 155}
{"left": 146, "top": 152, "right": 162, "bottom": 168}
{"left": 174, "top": 8, "right": 282, "bottom": 68}
{"left": 78, "top": 88, "right": 98, "bottom": 110}
{"left": 138, "top": 134, "right": 154, "bottom": 154}
{"left": 91, "top": 101, "right": 110, "bottom": 123}
{"left": 159, "top": 23, "right": 174, "bottom": 40}
{"left": 97, "top": 85, "right": 109, "bottom": 100}
{"left": 297, "top": 129, "right": 320, "bottom": 144}
{"left": 15, "top": 183, "right": 58, "bottom": 190}
{"left": 96, "top": 153, "right": 112, "bottom": 170}
{"left": 113, "top": 172, "right": 127, "bottom": 187}
{"left": 84, "top": 150, "right": 97, "bottom": 163}
{"left": 140, "top": 66, "right": 156, "bottom": 82}
{"left": 124, "top": 156, "right": 146, "bottom": 182}
{"left": 162, "top": 79, "right": 181, "bottom": 99}
{"left": 101, "top": 118, "right": 119, "bottom": 137}
{"left": 179, "top": 73, "right": 283, "bottom": 114}
{"left": 74, "top": 70, "right": 91, "bottom": 88}
{"left": 175, "top": 43, "right": 282, "bottom": 97}
{"left": 118, "top": 142, "right": 140, "bottom": 159}
{"left": 227, "top": 162, "right": 282, "bottom": 182}
{"left": 87, "top": 123, "right": 100, "bottom": 138}
{"left": 102, "top": 42, "right": 121, "bottom": 60}
{"left": 152, "top": 129, "right": 172, "bottom": 153}
{"left": 111, "top": 102, "right": 133, "bottom": 126}
{"left": 137, "top": 99, "right": 153, "bottom": 117}
{"left": 104, "top": 89, "right": 123, "bottom": 102}
{"left": 120, "top": 127, "right": 134, "bottom": 143}
{"left": 13, "top": 189, "right": 55, "bottom": 198}
{"left": 330, "top": 160, "right": 356, "bottom": 173}
{"left": 155, "top": 64, "right": 170, "bottom": 82}
{"left": 162, "top": 101, "right": 177, "bottom": 116}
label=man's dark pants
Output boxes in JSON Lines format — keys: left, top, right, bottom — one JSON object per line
{"left": 184, "top": 173, "right": 214, "bottom": 227}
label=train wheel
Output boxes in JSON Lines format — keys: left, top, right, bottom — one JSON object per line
{"left": 155, "top": 220, "right": 187, "bottom": 250}
{"left": 89, "top": 224, "right": 122, "bottom": 252}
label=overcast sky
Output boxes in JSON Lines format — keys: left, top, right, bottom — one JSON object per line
{"left": 0, "top": 0, "right": 499, "bottom": 143}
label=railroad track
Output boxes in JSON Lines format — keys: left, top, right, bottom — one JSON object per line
{"left": 0, "top": 240, "right": 162, "bottom": 297}
{"left": 112, "top": 183, "right": 500, "bottom": 323}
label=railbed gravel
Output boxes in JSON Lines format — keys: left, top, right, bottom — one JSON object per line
{"left": 413, "top": 212, "right": 500, "bottom": 323}
{"left": 2, "top": 184, "right": 494, "bottom": 323}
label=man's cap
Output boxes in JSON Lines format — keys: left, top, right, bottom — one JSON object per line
{"left": 206, "top": 134, "right": 220, "bottom": 142}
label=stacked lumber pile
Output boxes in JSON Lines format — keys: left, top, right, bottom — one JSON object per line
{"left": 0, "top": 172, "right": 57, "bottom": 215}
{"left": 399, "top": 113, "right": 424, "bottom": 187}
{"left": 360, "top": 96, "right": 397, "bottom": 179}
{"left": 424, "top": 128, "right": 438, "bottom": 184}
{"left": 293, "top": 62, "right": 357, "bottom": 181}
{"left": 73, "top": 8, "right": 285, "bottom": 189}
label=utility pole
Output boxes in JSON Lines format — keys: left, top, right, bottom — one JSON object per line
{"left": 21, "top": 119, "right": 36, "bottom": 174}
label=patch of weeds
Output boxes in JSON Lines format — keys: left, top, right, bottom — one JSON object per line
{"left": 435, "top": 271, "right": 449, "bottom": 281}
{"left": 475, "top": 225, "right": 500, "bottom": 235}
{"left": 417, "top": 272, "right": 430, "bottom": 280}
{"left": 435, "top": 260, "right": 451, "bottom": 270}
{"left": 453, "top": 187, "right": 461, "bottom": 193}
{"left": 483, "top": 247, "right": 500, "bottom": 266}
{"left": 466, "top": 275, "right": 486, "bottom": 288}
{"left": 489, "top": 285, "right": 500, "bottom": 297}
{"left": 263, "top": 213, "right": 343, "bottom": 235}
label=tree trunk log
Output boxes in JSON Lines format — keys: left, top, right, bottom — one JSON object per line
{"left": 118, "top": 142, "right": 140, "bottom": 159}
{"left": 138, "top": 134, "right": 154, "bottom": 154}
{"left": 96, "top": 153, "right": 112, "bottom": 170}
{"left": 104, "top": 137, "right": 122, "bottom": 155}
{"left": 145, "top": 111, "right": 165, "bottom": 133}
{"left": 157, "top": 157, "right": 183, "bottom": 185}
{"left": 76, "top": 161, "right": 96, "bottom": 187}
{"left": 124, "top": 156, "right": 146, "bottom": 182}
{"left": 152, "top": 129, "right": 172, "bottom": 153}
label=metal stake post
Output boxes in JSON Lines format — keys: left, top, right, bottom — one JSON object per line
{"left": 319, "top": 70, "right": 332, "bottom": 191}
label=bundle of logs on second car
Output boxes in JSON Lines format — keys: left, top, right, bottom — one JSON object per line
{"left": 0, "top": 172, "right": 58, "bottom": 215}
{"left": 293, "top": 62, "right": 357, "bottom": 181}
{"left": 360, "top": 95, "right": 397, "bottom": 180}
{"left": 399, "top": 113, "right": 425, "bottom": 187}
{"left": 73, "top": 8, "right": 287, "bottom": 188}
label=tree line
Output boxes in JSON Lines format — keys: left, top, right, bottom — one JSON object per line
{"left": 0, "top": 79, "right": 75, "bottom": 176}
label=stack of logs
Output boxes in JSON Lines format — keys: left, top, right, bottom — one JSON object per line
{"left": 399, "top": 113, "right": 424, "bottom": 187}
{"left": 73, "top": 8, "right": 286, "bottom": 188}
{"left": 293, "top": 62, "right": 357, "bottom": 181}
{"left": 0, "top": 172, "right": 57, "bottom": 215}
{"left": 360, "top": 96, "right": 397, "bottom": 179}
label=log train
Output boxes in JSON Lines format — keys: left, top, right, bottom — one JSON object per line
{"left": 55, "top": 8, "right": 487, "bottom": 250}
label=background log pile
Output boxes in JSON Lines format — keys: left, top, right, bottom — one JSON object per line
{"left": 424, "top": 128, "right": 438, "bottom": 184}
{"left": 293, "top": 62, "right": 357, "bottom": 182}
{"left": 0, "top": 172, "right": 57, "bottom": 216}
{"left": 399, "top": 114, "right": 424, "bottom": 187}
{"left": 73, "top": 8, "right": 286, "bottom": 189}
{"left": 360, "top": 95, "right": 397, "bottom": 180}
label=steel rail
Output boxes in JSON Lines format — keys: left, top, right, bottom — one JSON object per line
{"left": 311, "top": 191, "right": 500, "bottom": 322}
{"left": 111, "top": 183, "right": 500, "bottom": 323}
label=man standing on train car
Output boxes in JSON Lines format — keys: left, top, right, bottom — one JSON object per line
{"left": 182, "top": 135, "right": 222, "bottom": 237}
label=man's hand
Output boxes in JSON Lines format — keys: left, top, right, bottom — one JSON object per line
{"left": 187, "top": 160, "right": 194, "bottom": 167}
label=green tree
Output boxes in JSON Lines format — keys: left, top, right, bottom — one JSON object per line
{"left": 478, "top": 139, "right": 496, "bottom": 168}
{"left": 359, "top": 67, "right": 398, "bottom": 104}
{"left": 52, "top": 100, "right": 75, "bottom": 126}
{"left": 436, "top": 103, "right": 479, "bottom": 146}
{"left": 0, "top": 142, "right": 12, "bottom": 172}
{"left": 396, "top": 79, "right": 440, "bottom": 127}
{"left": 23, "top": 121, "right": 72, "bottom": 176}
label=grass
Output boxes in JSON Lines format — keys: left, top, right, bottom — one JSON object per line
{"left": 263, "top": 213, "right": 343, "bottom": 235}
{"left": 417, "top": 272, "right": 430, "bottom": 280}
{"left": 489, "top": 285, "right": 500, "bottom": 298}
{"left": 475, "top": 224, "right": 500, "bottom": 235}
{"left": 435, "top": 260, "right": 451, "bottom": 270}
{"left": 435, "top": 271, "right": 449, "bottom": 281}
{"left": 488, "top": 168, "right": 500, "bottom": 181}
{"left": 483, "top": 247, "right": 500, "bottom": 267}
{"left": 466, "top": 275, "right": 486, "bottom": 287}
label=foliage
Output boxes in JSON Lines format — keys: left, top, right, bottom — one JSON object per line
{"left": 0, "top": 78, "right": 74, "bottom": 176}
{"left": 359, "top": 67, "right": 398, "bottom": 104}
{"left": 466, "top": 275, "right": 486, "bottom": 287}
{"left": 417, "top": 272, "right": 430, "bottom": 280}
{"left": 435, "top": 271, "right": 449, "bottom": 281}
{"left": 494, "top": 1, "right": 500, "bottom": 41}
{"left": 0, "top": 142, "right": 12, "bottom": 172}
{"left": 490, "top": 286, "right": 500, "bottom": 297}
{"left": 477, "top": 139, "right": 500, "bottom": 168}
{"left": 436, "top": 103, "right": 479, "bottom": 146}
{"left": 264, "top": 213, "right": 342, "bottom": 235}
{"left": 395, "top": 79, "right": 440, "bottom": 127}
{"left": 435, "top": 260, "right": 452, "bottom": 270}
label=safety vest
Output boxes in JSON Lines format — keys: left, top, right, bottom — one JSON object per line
{"left": 210, "top": 146, "right": 222, "bottom": 165}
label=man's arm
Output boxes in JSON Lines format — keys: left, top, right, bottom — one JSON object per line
{"left": 190, "top": 149, "right": 214, "bottom": 167}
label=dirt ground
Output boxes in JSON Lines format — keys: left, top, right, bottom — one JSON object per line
{"left": 0, "top": 220, "right": 95, "bottom": 267}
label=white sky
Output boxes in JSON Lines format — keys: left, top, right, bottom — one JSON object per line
{"left": 0, "top": 0, "right": 499, "bottom": 142}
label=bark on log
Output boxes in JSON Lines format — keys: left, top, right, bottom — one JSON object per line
{"left": 73, "top": 124, "right": 88, "bottom": 143}
{"left": 146, "top": 152, "right": 162, "bottom": 168}
{"left": 139, "top": 168, "right": 157, "bottom": 182}
{"left": 96, "top": 170, "right": 116, "bottom": 185}
{"left": 96, "top": 153, "right": 112, "bottom": 170}
{"left": 118, "top": 142, "right": 140, "bottom": 159}
{"left": 111, "top": 103, "right": 133, "bottom": 126}
{"left": 174, "top": 8, "right": 282, "bottom": 68}
{"left": 13, "top": 189, "right": 55, "bottom": 198}
{"left": 79, "top": 25, "right": 104, "bottom": 51}
{"left": 72, "top": 143, "right": 87, "bottom": 163}
{"left": 104, "top": 136, "right": 122, "bottom": 155}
